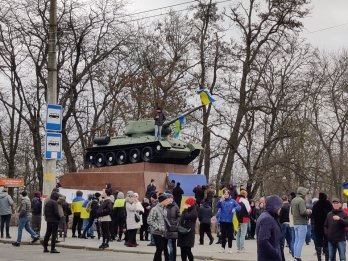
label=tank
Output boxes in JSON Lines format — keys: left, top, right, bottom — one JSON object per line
{"left": 85, "top": 105, "right": 205, "bottom": 167}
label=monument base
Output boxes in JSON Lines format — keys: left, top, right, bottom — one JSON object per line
{"left": 60, "top": 162, "right": 194, "bottom": 199}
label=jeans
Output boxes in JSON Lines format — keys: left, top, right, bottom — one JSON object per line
{"left": 167, "top": 238, "right": 177, "bottom": 261}
{"left": 236, "top": 223, "right": 248, "bottom": 250}
{"left": 328, "top": 241, "right": 346, "bottom": 261}
{"left": 82, "top": 219, "right": 94, "bottom": 236}
{"left": 306, "top": 224, "right": 311, "bottom": 243}
{"left": 281, "top": 223, "right": 292, "bottom": 250}
{"left": 293, "top": 224, "right": 307, "bottom": 258}
{"left": 154, "top": 125, "right": 162, "bottom": 140}
{"left": 290, "top": 227, "right": 295, "bottom": 256}
{"left": 16, "top": 216, "right": 38, "bottom": 243}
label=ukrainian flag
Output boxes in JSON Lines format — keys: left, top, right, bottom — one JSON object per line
{"left": 196, "top": 87, "right": 216, "bottom": 105}
{"left": 174, "top": 115, "right": 185, "bottom": 138}
{"left": 343, "top": 182, "right": 348, "bottom": 196}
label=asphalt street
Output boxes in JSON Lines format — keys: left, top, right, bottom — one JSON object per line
{"left": 0, "top": 243, "right": 154, "bottom": 261}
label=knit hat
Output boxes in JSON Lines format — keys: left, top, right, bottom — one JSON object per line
{"left": 117, "top": 192, "right": 124, "bottom": 199}
{"left": 127, "top": 191, "right": 134, "bottom": 197}
{"left": 158, "top": 194, "right": 168, "bottom": 203}
{"left": 332, "top": 197, "right": 341, "bottom": 203}
{"left": 34, "top": 191, "right": 41, "bottom": 198}
{"left": 185, "top": 197, "right": 196, "bottom": 206}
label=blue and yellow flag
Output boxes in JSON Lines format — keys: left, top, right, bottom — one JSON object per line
{"left": 174, "top": 115, "right": 185, "bottom": 138}
{"left": 343, "top": 182, "right": 348, "bottom": 196}
{"left": 196, "top": 87, "right": 216, "bottom": 105}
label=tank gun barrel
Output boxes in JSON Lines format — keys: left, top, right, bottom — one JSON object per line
{"left": 163, "top": 104, "right": 205, "bottom": 127}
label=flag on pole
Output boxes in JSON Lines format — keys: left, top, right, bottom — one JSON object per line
{"left": 174, "top": 115, "right": 185, "bottom": 138}
{"left": 196, "top": 87, "right": 216, "bottom": 105}
{"left": 343, "top": 182, "right": 348, "bottom": 196}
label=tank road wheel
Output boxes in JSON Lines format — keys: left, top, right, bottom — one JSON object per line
{"left": 129, "top": 148, "right": 141, "bottom": 163}
{"left": 86, "top": 152, "right": 95, "bottom": 165}
{"left": 116, "top": 150, "right": 127, "bottom": 165}
{"left": 141, "top": 146, "right": 153, "bottom": 162}
{"left": 105, "top": 152, "right": 116, "bottom": 166}
{"left": 95, "top": 153, "right": 106, "bottom": 167}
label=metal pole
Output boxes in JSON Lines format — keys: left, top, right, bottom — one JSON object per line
{"left": 41, "top": 0, "right": 57, "bottom": 234}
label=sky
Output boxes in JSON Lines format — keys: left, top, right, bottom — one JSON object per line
{"left": 126, "top": 0, "right": 348, "bottom": 51}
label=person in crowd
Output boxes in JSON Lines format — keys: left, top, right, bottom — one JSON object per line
{"left": 305, "top": 197, "right": 314, "bottom": 245}
{"left": 216, "top": 189, "right": 241, "bottom": 253}
{"left": 93, "top": 192, "right": 101, "bottom": 239}
{"left": 140, "top": 197, "right": 151, "bottom": 241}
{"left": 146, "top": 179, "right": 157, "bottom": 199}
{"left": 154, "top": 106, "right": 166, "bottom": 140}
{"left": 134, "top": 193, "right": 144, "bottom": 241}
{"left": 31, "top": 191, "right": 42, "bottom": 236}
{"left": 80, "top": 194, "right": 93, "bottom": 238}
{"left": 236, "top": 190, "right": 251, "bottom": 253}
{"left": 279, "top": 195, "right": 292, "bottom": 256}
{"left": 168, "top": 180, "right": 176, "bottom": 193}
{"left": 125, "top": 191, "right": 142, "bottom": 247}
{"left": 178, "top": 197, "right": 198, "bottom": 261}
{"left": 98, "top": 188, "right": 113, "bottom": 249}
{"left": 57, "top": 194, "right": 67, "bottom": 241}
{"left": 193, "top": 185, "right": 204, "bottom": 206}
{"left": 105, "top": 183, "right": 113, "bottom": 195}
{"left": 312, "top": 192, "right": 332, "bottom": 261}
{"left": 324, "top": 197, "right": 348, "bottom": 261}
{"left": 289, "top": 191, "right": 296, "bottom": 257}
{"left": 113, "top": 191, "right": 126, "bottom": 241}
{"left": 147, "top": 194, "right": 170, "bottom": 261}
{"left": 343, "top": 203, "right": 348, "bottom": 240}
{"left": 81, "top": 195, "right": 99, "bottom": 239}
{"left": 215, "top": 209, "right": 222, "bottom": 244}
{"left": 203, "top": 184, "right": 215, "bottom": 207}
{"left": 255, "top": 199, "right": 265, "bottom": 220}
{"left": 173, "top": 182, "right": 184, "bottom": 209}
{"left": 256, "top": 195, "right": 284, "bottom": 261}
{"left": 71, "top": 190, "right": 84, "bottom": 238}
{"left": 165, "top": 192, "right": 180, "bottom": 261}
{"left": 42, "top": 191, "right": 60, "bottom": 253}
{"left": 248, "top": 200, "right": 257, "bottom": 240}
{"left": 12, "top": 191, "right": 40, "bottom": 247}
{"left": 291, "top": 186, "right": 312, "bottom": 261}
{"left": 0, "top": 187, "right": 14, "bottom": 239}
{"left": 198, "top": 201, "right": 214, "bottom": 245}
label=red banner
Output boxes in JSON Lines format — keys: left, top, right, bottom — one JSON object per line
{"left": 0, "top": 178, "right": 24, "bottom": 187}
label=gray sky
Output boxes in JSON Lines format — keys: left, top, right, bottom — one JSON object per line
{"left": 127, "top": 0, "right": 348, "bottom": 51}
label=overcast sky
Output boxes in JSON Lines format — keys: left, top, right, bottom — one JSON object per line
{"left": 127, "top": 0, "right": 348, "bottom": 51}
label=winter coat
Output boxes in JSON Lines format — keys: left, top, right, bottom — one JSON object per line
{"left": 126, "top": 199, "right": 141, "bottom": 229}
{"left": 31, "top": 197, "right": 42, "bottom": 216}
{"left": 0, "top": 191, "right": 14, "bottom": 216}
{"left": 312, "top": 193, "right": 333, "bottom": 236}
{"left": 166, "top": 202, "right": 180, "bottom": 239}
{"left": 135, "top": 201, "right": 145, "bottom": 226}
{"left": 154, "top": 111, "right": 165, "bottom": 126}
{"left": 173, "top": 186, "right": 184, "bottom": 205}
{"left": 236, "top": 196, "right": 251, "bottom": 224}
{"left": 88, "top": 199, "right": 99, "bottom": 221}
{"left": 198, "top": 203, "right": 212, "bottom": 224}
{"left": 113, "top": 198, "right": 126, "bottom": 225}
{"left": 256, "top": 195, "right": 284, "bottom": 261}
{"left": 177, "top": 205, "right": 198, "bottom": 248}
{"left": 98, "top": 197, "right": 112, "bottom": 222}
{"left": 147, "top": 203, "right": 167, "bottom": 237}
{"left": 44, "top": 192, "right": 60, "bottom": 223}
{"left": 18, "top": 196, "right": 31, "bottom": 218}
{"left": 291, "top": 187, "right": 311, "bottom": 225}
{"left": 324, "top": 208, "right": 348, "bottom": 242}
{"left": 146, "top": 183, "right": 156, "bottom": 199}
{"left": 141, "top": 202, "right": 151, "bottom": 225}
{"left": 216, "top": 197, "right": 241, "bottom": 223}
{"left": 279, "top": 202, "right": 290, "bottom": 224}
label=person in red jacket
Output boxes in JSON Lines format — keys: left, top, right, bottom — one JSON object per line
{"left": 324, "top": 197, "right": 348, "bottom": 261}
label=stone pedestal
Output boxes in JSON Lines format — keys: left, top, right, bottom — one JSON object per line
{"left": 60, "top": 162, "right": 193, "bottom": 199}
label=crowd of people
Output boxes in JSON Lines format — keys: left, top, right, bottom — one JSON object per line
{"left": 1, "top": 181, "right": 348, "bottom": 261}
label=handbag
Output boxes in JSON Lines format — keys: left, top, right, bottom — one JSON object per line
{"left": 177, "top": 225, "right": 191, "bottom": 234}
{"left": 135, "top": 213, "right": 140, "bottom": 223}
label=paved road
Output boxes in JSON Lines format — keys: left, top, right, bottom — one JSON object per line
{"left": 0, "top": 243, "right": 154, "bottom": 261}
{"left": 0, "top": 226, "right": 332, "bottom": 260}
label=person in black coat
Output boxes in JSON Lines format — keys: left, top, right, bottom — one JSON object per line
{"left": 198, "top": 201, "right": 214, "bottom": 245}
{"left": 312, "top": 192, "right": 333, "bottom": 261}
{"left": 173, "top": 183, "right": 184, "bottom": 209}
{"left": 178, "top": 197, "right": 198, "bottom": 261}
{"left": 166, "top": 193, "right": 180, "bottom": 261}
{"left": 256, "top": 195, "right": 284, "bottom": 261}
{"left": 43, "top": 192, "right": 61, "bottom": 253}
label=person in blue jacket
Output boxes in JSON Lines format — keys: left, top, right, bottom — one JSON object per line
{"left": 216, "top": 189, "right": 241, "bottom": 253}
{"left": 256, "top": 195, "right": 284, "bottom": 261}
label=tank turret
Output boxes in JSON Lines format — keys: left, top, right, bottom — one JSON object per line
{"left": 85, "top": 105, "right": 205, "bottom": 167}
